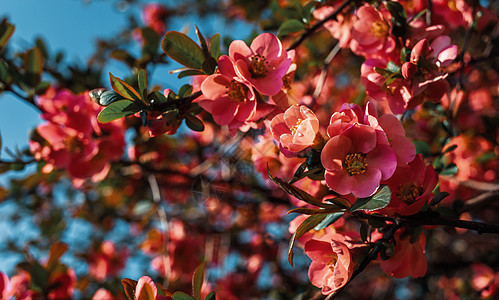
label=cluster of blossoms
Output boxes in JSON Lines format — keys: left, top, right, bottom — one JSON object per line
{"left": 2, "top": 0, "right": 498, "bottom": 299}
{"left": 198, "top": 33, "right": 295, "bottom": 135}
{"left": 29, "top": 88, "right": 126, "bottom": 186}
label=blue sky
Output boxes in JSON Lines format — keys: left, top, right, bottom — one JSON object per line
{"left": 0, "top": 0, "right": 255, "bottom": 277}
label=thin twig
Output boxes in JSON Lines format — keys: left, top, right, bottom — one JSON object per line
{"left": 286, "top": 0, "right": 355, "bottom": 51}
{"left": 147, "top": 174, "right": 172, "bottom": 288}
{"left": 311, "top": 42, "right": 341, "bottom": 108}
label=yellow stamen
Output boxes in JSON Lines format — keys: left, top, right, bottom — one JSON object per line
{"left": 250, "top": 54, "right": 268, "bottom": 78}
{"left": 226, "top": 80, "right": 246, "bottom": 102}
{"left": 343, "top": 153, "right": 368, "bottom": 176}
{"left": 290, "top": 119, "right": 303, "bottom": 136}
{"left": 398, "top": 183, "right": 423, "bottom": 204}
{"left": 370, "top": 20, "right": 389, "bottom": 38}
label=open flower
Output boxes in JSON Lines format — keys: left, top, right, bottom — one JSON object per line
{"left": 382, "top": 154, "right": 438, "bottom": 216}
{"left": 228, "top": 32, "right": 294, "bottom": 96}
{"left": 350, "top": 4, "right": 396, "bottom": 58}
{"left": 199, "top": 55, "right": 257, "bottom": 127}
{"left": 305, "top": 235, "right": 353, "bottom": 295}
{"left": 270, "top": 104, "right": 320, "bottom": 152}
{"left": 380, "top": 229, "right": 427, "bottom": 278}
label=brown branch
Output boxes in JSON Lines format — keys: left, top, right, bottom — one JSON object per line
{"left": 286, "top": 0, "right": 355, "bottom": 51}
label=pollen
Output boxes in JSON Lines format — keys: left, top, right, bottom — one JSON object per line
{"left": 226, "top": 80, "right": 246, "bottom": 102}
{"left": 290, "top": 119, "right": 303, "bottom": 136}
{"left": 250, "top": 54, "right": 268, "bottom": 78}
{"left": 343, "top": 152, "right": 368, "bottom": 176}
{"left": 398, "top": 183, "right": 423, "bottom": 204}
{"left": 327, "top": 254, "right": 338, "bottom": 273}
{"left": 370, "top": 20, "right": 389, "bottom": 38}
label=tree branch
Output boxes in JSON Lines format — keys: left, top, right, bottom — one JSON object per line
{"left": 286, "top": 0, "right": 355, "bottom": 51}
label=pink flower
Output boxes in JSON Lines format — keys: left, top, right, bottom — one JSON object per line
{"left": 321, "top": 127, "right": 397, "bottom": 198}
{"left": 92, "top": 288, "right": 116, "bottom": 300}
{"left": 380, "top": 229, "right": 427, "bottom": 278}
{"left": 321, "top": 103, "right": 397, "bottom": 197}
{"left": 361, "top": 59, "right": 415, "bottom": 114}
{"left": 143, "top": 3, "right": 169, "bottom": 35}
{"left": 199, "top": 55, "right": 257, "bottom": 127}
{"left": 350, "top": 4, "right": 396, "bottom": 58}
{"left": 228, "top": 33, "right": 294, "bottom": 96}
{"left": 270, "top": 104, "right": 320, "bottom": 152}
{"left": 88, "top": 241, "right": 128, "bottom": 282}
{"left": 378, "top": 114, "right": 416, "bottom": 164}
{"left": 135, "top": 276, "right": 171, "bottom": 300}
{"left": 305, "top": 235, "right": 353, "bottom": 295}
{"left": 313, "top": 5, "right": 354, "bottom": 48}
{"left": 382, "top": 154, "right": 438, "bottom": 216}
{"left": 30, "top": 88, "right": 126, "bottom": 185}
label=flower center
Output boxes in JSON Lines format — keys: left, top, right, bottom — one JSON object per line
{"left": 250, "top": 54, "right": 268, "bottom": 78}
{"left": 370, "top": 20, "right": 389, "bottom": 38}
{"left": 290, "top": 119, "right": 303, "bottom": 136}
{"left": 398, "top": 183, "right": 423, "bottom": 204}
{"left": 327, "top": 254, "right": 338, "bottom": 274}
{"left": 343, "top": 152, "right": 368, "bottom": 176}
{"left": 226, "top": 80, "right": 246, "bottom": 102}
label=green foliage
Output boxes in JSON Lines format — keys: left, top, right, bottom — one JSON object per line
{"left": 97, "top": 100, "right": 141, "bottom": 123}
{"left": 192, "top": 262, "right": 206, "bottom": 300}
{"left": 349, "top": 185, "right": 392, "bottom": 212}
{"left": 0, "top": 19, "right": 15, "bottom": 49}
{"left": 162, "top": 31, "right": 205, "bottom": 70}
{"left": 278, "top": 19, "right": 305, "bottom": 37}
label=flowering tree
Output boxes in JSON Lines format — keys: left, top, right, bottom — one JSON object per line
{"left": 1, "top": 0, "right": 499, "bottom": 299}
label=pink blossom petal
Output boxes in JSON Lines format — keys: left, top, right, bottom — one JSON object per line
{"left": 321, "top": 135, "right": 352, "bottom": 171}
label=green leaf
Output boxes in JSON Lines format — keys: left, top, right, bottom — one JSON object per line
{"left": 350, "top": 185, "right": 392, "bottom": 212}
{"left": 150, "top": 91, "right": 169, "bottom": 105}
{"left": 413, "top": 140, "right": 432, "bottom": 157}
{"left": 313, "top": 212, "right": 344, "bottom": 231}
{"left": 0, "top": 60, "right": 8, "bottom": 82}
{"left": 98, "top": 90, "right": 126, "bottom": 106}
{"left": 138, "top": 69, "right": 148, "bottom": 101}
{"left": 172, "top": 291, "right": 195, "bottom": 300}
{"left": 121, "top": 278, "right": 138, "bottom": 300}
{"left": 25, "top": 47, "right": 43, "bottom": 86}
{"left": 178, "top": 69, "right": 206, "bottom": 79}
{"left": 178, "top": 84, "right": 193, "bottom": 98}
{"left": 18, "top": 262, "right": 48, "bottom": 291}
{"left": 387, "top": 61, "right": 400, "bottom": 73}
{"left": 278, "top": 19, "right": 305, "bottom": 37}
{"left": 209, "top": 33, "right": 221, "bottom": 60}
{"left": 268, "top": 171, "right": 332, "bottom": 208}
{"left": 324, "top": 197, "right": 351, "bottom": 209}
{"left": 440, "top": 163, "right": 458, "bottom": 176}
{"left": 288, "top": 214, "right": 327, "bottom": 267}
{"left": 109, "top": 73, "right": 142, "bottom": 103}
{"left": 110, "top": 50, "right": 136, "bottom": 68}
{"left": 162, "top": 31, "right": 204, "bottom": 69}
{"left": 97, "top": 100, "right": 141, "bottom": 123}
{"left": 141, "top": 27, "right": 160, "bottom": 58}
{"left": 204, "top": 292, "right": 216, "bottom": 300}
{"left": 286, "top": 207, "right": 344, "bottom": 216}
{"left": 0, "top": 19, "right": 15, "bottom": 49}
{"left": 34, "top": 81, "right": 50, "bottom": 95}
{"left": 185, "top": 114, "right": 205, "bottom": 132}
{"left": 192, "top": 262, "right": 205, "bottom": 300}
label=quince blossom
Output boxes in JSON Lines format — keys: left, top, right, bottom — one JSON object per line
{"left": 380, "top": 230, "right": 427, "bottom": 278}
{"left": 305, "top": 234, "right": 353, "bottom": 295}
{"left": 270, "top": 104, "right": 320, "bottom": 152}
{"left": 321, "top": 103, "right": 397, "bottom": 198}
{"left": 228, "top": 32, "right": 294, "bottom": 96}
